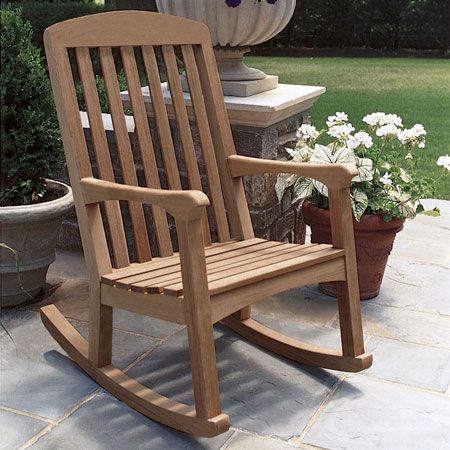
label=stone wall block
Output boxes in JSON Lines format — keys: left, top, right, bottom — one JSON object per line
{"left": 243, "top": 173, "right": 278, "bottom": 208}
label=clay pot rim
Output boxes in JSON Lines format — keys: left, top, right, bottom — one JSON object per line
{"left": 302, "top": 201, "right": 405, "bottom": 232}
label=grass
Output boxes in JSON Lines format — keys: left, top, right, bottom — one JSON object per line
{"left": 247, "top": 56, "right": 450, "bottom": 199}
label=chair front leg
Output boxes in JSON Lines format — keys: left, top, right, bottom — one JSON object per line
{"left": 177, "top": 217, "right": 222, "bottom": 419}
{"left": 328, "top": 187, "right": 365, "bottom": 357}
{"left": 89, "top": 280, "right": 113, "bottom": 367}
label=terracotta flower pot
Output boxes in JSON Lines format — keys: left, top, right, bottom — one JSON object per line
{"left": 302, "top": 202, "right": 405, "bottom": 300}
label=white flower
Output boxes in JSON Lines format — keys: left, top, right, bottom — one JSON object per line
{"left": 347, "top": 131, "right": 373, "bottom": 150}
{"left": 363, "top": 112, "right": 386, "bottom": 127}
{"left": 327, "top": 123, "right": 355, "bottom": 140}
{"left": 397, "top": 124, "right": 427, "bottom": 147}
{"left": 383, "top": 114, "right": 403, "bottom": 127}
{"left": 326, "top": 112, "right": 348, "bottom": 127}
{"left": 411, "top": 124, "right": 426, "bottom": 136}
{"left": 363, "top": 112, "right": 403, "bottom": 128}
{"left": 437, "top": 154, "right": 450, "bottom": 171}
{"left": 376, "top": 124, "right": 400, "bottom": 138}
{"left": 380, "top": 172, "right": 393, "bottom": 186}
{"left": 296, "top": 124, "right": 320, "bottom": 142}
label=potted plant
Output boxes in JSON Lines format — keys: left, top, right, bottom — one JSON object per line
{"left": 156, "top": 0, "right": 296, "bottom": 94}
{"left": 276, "top": 112, "right": 449, "bottom": 299}
{"left": 0, "top": 9, "right": 73, "bottom": 307}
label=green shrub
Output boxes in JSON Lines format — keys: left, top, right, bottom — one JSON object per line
{"left": 75, "top": 69, "right": 130, "bottom": 114}
{"left": 1, "top": 1, "right": 111, "bottom": 52}
{"left": 0, "top": 8, "right": 63, "bottom": 206}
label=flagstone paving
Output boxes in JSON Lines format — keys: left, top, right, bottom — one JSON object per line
{"left": 1, "top": 202, "right": 449, "bottom": 450}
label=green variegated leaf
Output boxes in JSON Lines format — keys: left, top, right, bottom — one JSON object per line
{"left": 388, "top": 190, "right": 416, "bottom": 219}
{"left": 313, "top": 179, "right": 328, "bottom": 197}
{"left": 399, "top": 168, "right": 412, "bottom": 183}
{"left": 353, "top": 157, "right": 374, "bottom": 182}
{"left": 310, "top": 144, "right": 334, "bottom": 164}
{"left": 351, "top": 189, "right": 368, "bottom": 221}
{"left": 333, "top": 146, "right": 357, "bottom": 165}
{"left": 292, "top": 177, "right": 314, "bottom": 203}
{"left": 399, "top": 201, "right": 416, "bottom": 218}
{"left": 293, "top": 146, "right": 313, "bottom": 162}
{"left": 275, "top": 173, "right": 298, "bottom": 202}
{"left": 285, "top": 147, "right": 296, "bottom": 158}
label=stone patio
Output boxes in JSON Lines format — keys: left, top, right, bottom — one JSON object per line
{"left": 1, "top": 199, "right": 450, "bottom": 450}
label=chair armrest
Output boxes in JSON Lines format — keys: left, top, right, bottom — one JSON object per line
{"left": 80, "top": 177, "right": 209, "bottom": 220}
{"left": 227, "top": 155, "right": 358, "bottom": 188}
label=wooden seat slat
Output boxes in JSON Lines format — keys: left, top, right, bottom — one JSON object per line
{"left": 115, "top": 240, "right": 284, "bottom": 289}
{"left": 164, "top": 245, "right": 341, "bottom": 297}
{"left": 131, "top": 243, "right": 320, "bottom": 294}
{"left": 103, "top": 240, "right": 339, "bottom": 297}
{"left": 101, "top": 238, "right": 264, "bottom": 284}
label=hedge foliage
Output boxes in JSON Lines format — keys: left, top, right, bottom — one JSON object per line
{"left": 273, "top": 0, "right": 449, "bottom": 52}
{"left": 1, "top": 0, "right": 111, "bottom": 52}
{"left": 0, "top": 8, "right": 63, "bottom": 205}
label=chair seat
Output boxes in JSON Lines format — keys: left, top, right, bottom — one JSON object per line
{"left": 102, "top": 238, "right": 345, "bottom": 298}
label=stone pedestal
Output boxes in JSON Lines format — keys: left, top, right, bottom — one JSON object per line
{"left": 57, "top": 84, "right": 325, "bottom": 252}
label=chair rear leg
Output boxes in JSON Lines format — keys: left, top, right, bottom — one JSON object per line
{"left": 234, "top": 306, "right": 252, "bottom": 321}
{"left": 336, "top": 279, "right": 365, "bottom": 357}
{"left": 88, "top": 283, "right": 113, "bottom": 367}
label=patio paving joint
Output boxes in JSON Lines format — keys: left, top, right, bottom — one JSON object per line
{"left": 0, "top": 406, "right": 51, "bottom": 425}
{"left": 219, "top": 429, "right": 239, "bottom": 449}
{"left": 297, "top": 373, "right": 347, "bottom": 442}
{"left": 224, "top": 428, "right": 304, "bottom": 449}
{"left": 123, "top": 325, "right": 187, "bottom": 374}
{"left": 323, "top": 312, "right": 339, "bottom": 328}
{"left": 19, "top": 390, "right": 101, "bottom": 450}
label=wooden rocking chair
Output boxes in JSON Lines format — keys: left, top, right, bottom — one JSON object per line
{"left": 41, "top": 11, "right": 372, "bottom": 437}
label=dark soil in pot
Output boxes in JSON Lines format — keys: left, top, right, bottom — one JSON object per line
{"left": 302, "top": 201, "right": 405, "bottom": 300}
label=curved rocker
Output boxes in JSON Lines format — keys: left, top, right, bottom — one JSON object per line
{"left": 222, "top": 316, "right": 372, "bottom": 373}
{"left": 40, "top": 305, "right": 230, "bottom": 438}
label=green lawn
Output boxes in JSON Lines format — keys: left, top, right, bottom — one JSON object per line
{"left": 247, "top": 56, "right": 450, "bottom": 199}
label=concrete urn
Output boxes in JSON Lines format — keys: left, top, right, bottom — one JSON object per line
{"left": 156, "top": 0, "right": 296, "bottom": 95}
{"left": 0, "top": 180, "right": 73, "bottom": 306}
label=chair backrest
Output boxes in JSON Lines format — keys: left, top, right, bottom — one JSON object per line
{"left": 44, "top": 11, "right": 253, "bottom": 275}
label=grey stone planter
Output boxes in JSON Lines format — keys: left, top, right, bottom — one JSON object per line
{"left": 0, "top": 180, "right": 73, "bottom": 307}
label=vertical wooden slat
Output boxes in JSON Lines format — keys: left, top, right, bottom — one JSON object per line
{"left": 99, "top": 46, "right": 152, "bottom": 262}
{"left": 120, "top": 46, "right": 173, "bottom": 257}
{"left": 179, "top": 45, "right": 230, "bottom": 242}
{"left": 193, "top": 44, "right": 254, "bottom": 240}
{"left": 76, "top": 48, "right": 130, "bottom": 268}
{"left": 155, "top": 45, "right": 211, "bottom": 245}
